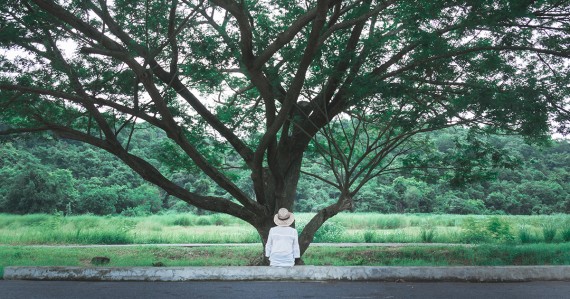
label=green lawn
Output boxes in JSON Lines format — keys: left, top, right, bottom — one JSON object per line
{"left": 2, "top": 212, "right": 570, "bottom": 279}
{"left": 2, "top": 243, "right": 570, "bottom": 279}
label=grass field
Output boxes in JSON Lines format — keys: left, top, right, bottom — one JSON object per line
{"left": 1, "top": 243, "right": 569, "bottom": 278}
{"left": 1, "top": 213, "right": 569, "bottom": 245}
{"left": 1, "top": 213, "right": 570, "bottom": 278}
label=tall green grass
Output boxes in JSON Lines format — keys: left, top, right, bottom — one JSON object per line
{"left": 1, "top": 213, "right": 569, "bottom": 245}
{"left": 563, "top": 227, "right": 570, "bottom": 242}
{"left": 0, "top": 213, "right": 259, "bottom": 245}
{"left": 328, "top": 214, "right": 570, "bottom": 244}
{"left": 2, "top": 213, "right": 569, "bottom": 278}
{"left": 542, "top": 222, "right": 558, "bottom": 243}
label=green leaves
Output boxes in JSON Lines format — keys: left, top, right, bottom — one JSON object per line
{"left": 3, "top": 167, "right": 76, "bottom": 214}
{"left": 444, "top": 130, "right": 521, "bottom": 186}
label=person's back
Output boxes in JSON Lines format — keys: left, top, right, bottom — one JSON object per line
{"left": 265, "top": 208, "right": 301, "bottom": 267}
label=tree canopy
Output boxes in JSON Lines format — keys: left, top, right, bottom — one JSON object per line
{"left": 1, "top": 0, "right": 569, "bottom": 255}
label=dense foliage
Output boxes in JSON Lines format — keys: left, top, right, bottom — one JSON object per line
{"left": 1, "top": 128, "right": 568, "bottom": 215}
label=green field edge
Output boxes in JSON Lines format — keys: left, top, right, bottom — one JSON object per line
{"left": 2, "top": 243, "right": 570, "bottom": 279}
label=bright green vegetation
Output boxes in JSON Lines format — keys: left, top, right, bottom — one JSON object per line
{"left": 2, "top": 243, "right": 569, "bottom": 279}
{"left": 1, "top": 213, "right": 569, "bottom": 245}
{"left": 2, "top": 213, "right": 569, "bottom": 279}
{"left": 0, "top": 245, "right": 261, "bottom": 279}
{"left": 2, "top": 0, "right": 570, "bottom": 264}
{"left": 1, "top": 130, "right": 569, "bottom": 216}
{"left": 304, "top": 243, "right": 570, "bottom": 266}
{"left": 0, "top": 213, "right": 259, "bottom": 245}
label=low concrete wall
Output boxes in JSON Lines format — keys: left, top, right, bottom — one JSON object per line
{"left": 4, "top": 266, "right": 570, "bottom": 282}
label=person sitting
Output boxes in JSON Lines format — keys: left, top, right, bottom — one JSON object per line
{"left": 265, "top": 208, "right": 301, "bottom": 267}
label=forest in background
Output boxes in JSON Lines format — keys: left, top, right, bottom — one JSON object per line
{"left": 0, "top": 127, "right": 568, "bottom": 216}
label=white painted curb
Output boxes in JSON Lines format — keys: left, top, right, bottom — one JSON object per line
{"left": 4, "top": 266, "right": 570, "bottom": 282}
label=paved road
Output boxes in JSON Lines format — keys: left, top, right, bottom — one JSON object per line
{"left": 2, "top": 280, "right": 569, "bottom": 299}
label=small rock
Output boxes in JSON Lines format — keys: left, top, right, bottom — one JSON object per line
{"left": 152, "top": 261, "right": 166, "bottom": 267}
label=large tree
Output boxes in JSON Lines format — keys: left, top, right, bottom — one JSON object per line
{"left": 1, "top": 0, "right": 569, "bottom": 257}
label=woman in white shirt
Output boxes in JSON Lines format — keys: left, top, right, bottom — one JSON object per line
{"left": 265, "top": 208, "right": 301, "bottom": 267}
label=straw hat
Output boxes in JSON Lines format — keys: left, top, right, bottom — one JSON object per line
{"left": 273, "top": 208, "right": 295, "bottom": 226}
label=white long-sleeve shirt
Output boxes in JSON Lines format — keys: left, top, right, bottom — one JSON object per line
{"left": 265, "top": 226, "right": 301, "bottom": 267}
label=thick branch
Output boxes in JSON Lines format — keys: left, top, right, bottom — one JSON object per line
{"left": 209, "top": 0, "right": 255, "bottom": 64}
{"left": 254, "top": 0, "right": 330, "bottom": 162}
{"left": 49, "top": 124, "right": 256, "bottom": 221}
{"left": 253, "top": 0, "right": 342, "bottom": 69}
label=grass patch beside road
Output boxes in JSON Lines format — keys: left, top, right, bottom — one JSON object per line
{"left": 0, "top": 245, "right": 260, "bottom": 279}
{"left": 2, "top": 213, "right": 570, "bottom": 279}
{"left": 2, "top": 243, "right": 569, "bottom": 279}
{"left": 304, "top": 243, "right": 570, "bottom": 266}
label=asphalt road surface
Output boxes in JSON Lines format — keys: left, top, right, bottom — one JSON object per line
{"left": 2, "top": 280, "right": 570, "bottom": 299}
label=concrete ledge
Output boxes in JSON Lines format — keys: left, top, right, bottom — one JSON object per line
{"left": 4, "top": 266, "right": 570, "bottom": 282}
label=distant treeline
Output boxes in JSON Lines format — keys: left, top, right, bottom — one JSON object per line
{"left": 0, "top": 127, "right": 568, "bottom": 215}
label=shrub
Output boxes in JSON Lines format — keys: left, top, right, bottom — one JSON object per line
{"left": 561, "top": 219, "right": 570, "bottom": 242}
{"left": 120, "top": 205, "right": 152, "bottom": 217}
{"left": 486, "top": 217, "right": 514, "bottom": 243}
{"left": 313, "top": 221, "right": 345, "bottom": 243}
{"left": 460, "top": 217, "right": 490, "bottom": 243}
{"left": 3, "top": 168, "right": 76, "bottom": 214}
{"left": 75, "top": 186, "right": 120, "bottom": 215}
{"left": 211, "top": 214, "right": 226, "bottom": 226}
{"left": 195, "top": 216, "right": 212, "bottom": 226}
{"left": 172, "top": 216, "right": 193, "bottom": 226}
{"left": 542, "top": 223, "right": 557, "bottom": 243}
{"left": 363, "top": 231, "right": 376, "bottom": 243}
{"left": 561, "top": 227, "right": 570, "bottom": 242}
{"left": 436, "top": 194, "right": 486, "bottom": 215}
{"left": 518, "top": 225, "right": 538, "bottom": 244}
{"left": 168, "top": 201, "right": 196, "bottom": 213}
{"left": 420, "top": 226, "right": 436, "bottom": 243}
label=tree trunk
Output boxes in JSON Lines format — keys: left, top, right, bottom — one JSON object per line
{"left": 250, "top": 138, "right": 351, "bottom": 262}
{"left": 251, "top": 215, "right": 275, "bottom": 266}
{"left": 248, "top": 149, "right": 307, "bottom": 264}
